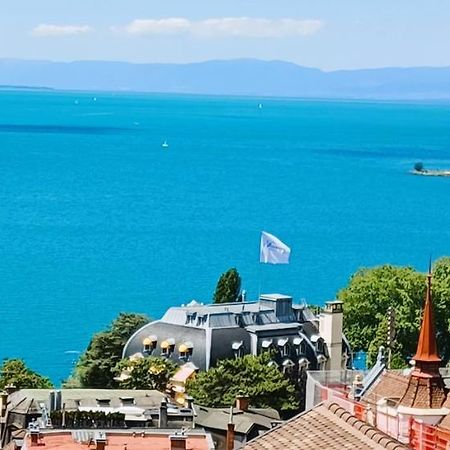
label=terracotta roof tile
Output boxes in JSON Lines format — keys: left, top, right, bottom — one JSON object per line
{"left": 362, "top": 372, "right": 409, "bottom": 406}
{"left": 240, "top": 402, "right": 407, "bottom": 450}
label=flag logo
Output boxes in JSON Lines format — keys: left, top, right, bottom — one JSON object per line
{"left": 260, "top": 231, "right": 291, "bottom": 264}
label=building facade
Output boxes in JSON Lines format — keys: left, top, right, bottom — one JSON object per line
{"left": 123, "top": 294, "right": 352, "bottom": 376}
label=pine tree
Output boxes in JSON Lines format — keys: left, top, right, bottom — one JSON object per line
{"left": 213, "top": 268, "right": 242, "bottom": 303}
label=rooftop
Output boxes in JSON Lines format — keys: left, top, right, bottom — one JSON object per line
{"left": 24, "top": 430, "right": 214, "bottom": 450}
{"left": 240, "top": 402, "right": 407, "bottom": 450}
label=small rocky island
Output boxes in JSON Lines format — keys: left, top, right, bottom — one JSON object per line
{"left": 412, "top": 162, "right": 450, "bottom": 177}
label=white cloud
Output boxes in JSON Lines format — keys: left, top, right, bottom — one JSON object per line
{"left": 121, "top": 17, "right": 323, "bottom": 38}
{"left": 32, "top": 24, "right": 92, "bottom": 37}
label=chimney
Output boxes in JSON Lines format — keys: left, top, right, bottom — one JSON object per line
{"left": 1, "top": 391, "right": 8, "bottom": 418}
{"left": 236, "top": 395, "right": 249, "bottom": 412}
{"left": 169, "top": 434, "right": 187, "bottom": 450}
{"left": 29, "top": 423, "right": 40, "bottom": 446}
{"left": 226, "top": 407, "right": 235, "bottom": 450}
{"left": 159, "top": 398, "right": 168, "bottom": 428}
{"left": 94, "top": 431, "right": 107, "bottom": 450}
{"left": 319, "top": 300, "right": 343, "bottom": 371}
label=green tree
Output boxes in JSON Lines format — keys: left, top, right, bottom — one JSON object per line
{"left": 0, "top": 359, "right": 53, "bottom": 389}
{"left": 115, "top": 357, "right": 177, "bottom": 391}
{"left": 187, "top": 353, "right": 299, "bottom": 414}
{"left": 71, "top": 313, "right": 150, "bottom": 388}
{"left": 339, "top": 259, "right": 450, "bottom": 368}
{"left": 213, "top": 268, "right": 242, "bottom": 304}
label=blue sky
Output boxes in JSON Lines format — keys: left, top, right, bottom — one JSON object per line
{"left": 2, "top": 0, "right": 449, "bottom": 70}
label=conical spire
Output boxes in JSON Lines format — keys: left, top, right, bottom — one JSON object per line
{"left": 413, "top": 266, "right": 441, "bottom": 365}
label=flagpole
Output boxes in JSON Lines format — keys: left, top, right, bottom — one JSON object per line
{"left": 258, "top": 262, "right": 262, "bottom": 300}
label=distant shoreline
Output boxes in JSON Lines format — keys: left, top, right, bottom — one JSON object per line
{"left": 0, "top": 84, "right": 54, "bottom": 91}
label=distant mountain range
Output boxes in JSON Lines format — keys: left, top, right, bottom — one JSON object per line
{"left": 1, "top": 58, "right": 450, "bottom": 99}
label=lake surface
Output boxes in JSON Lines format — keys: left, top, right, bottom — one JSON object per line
{"left": 1, "top": 90, "right": 450, "bottom": 384}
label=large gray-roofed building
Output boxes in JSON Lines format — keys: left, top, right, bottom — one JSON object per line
{"left": 123, "top": 294, "right": 351, "bottom": 375}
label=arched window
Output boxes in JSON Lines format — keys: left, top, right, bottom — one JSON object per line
{"left": 278, "top": 338, "right": 290, "bottom": 357}
{"left": 232, "top": 341, "right": 244, "bottom": 358}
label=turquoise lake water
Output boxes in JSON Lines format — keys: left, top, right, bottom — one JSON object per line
{"left": 1, "top": 90, "right": 450, "bottom": 384}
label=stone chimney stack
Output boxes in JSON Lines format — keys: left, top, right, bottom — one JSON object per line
{"left": 319, "top": 300, "right": 343, "bottom": 371}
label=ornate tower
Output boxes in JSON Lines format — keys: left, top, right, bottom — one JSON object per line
{"left": 399, "top": 268, "right": 447, "bottom": 409}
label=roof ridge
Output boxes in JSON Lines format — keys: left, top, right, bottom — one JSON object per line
{"left": 325, "top": 403, "right": 406, "bottom": 449}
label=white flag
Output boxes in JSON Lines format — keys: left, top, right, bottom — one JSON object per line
{"left": 260, "top": 231, "right": 291, "bottom": 264}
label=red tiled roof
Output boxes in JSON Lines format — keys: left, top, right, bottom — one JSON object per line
{"left": 241, "top": 402, "right": 407, "bottom": 450}
{"left": 362, "top": 371, "right": 410, "bottom": 407}
{"left": 26, "top": 431, "right": 211, "bottom": 450}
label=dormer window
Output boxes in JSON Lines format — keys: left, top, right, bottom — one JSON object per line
{"left": 161, "top": 338, "right": 175, "bottom": 356}
{"left": 282, "top": 358, "right": 295, "bottom": 375}
{"left": 120, "top": 397, "right": 135, "bottom": 406}
{"left": 293, "top": 337, "right": 306, "bottom": 356}
{"left": 310, "top": 335, "right": 324, "bottom": 354}
{"left": 298, "top": 357, "right": 309, "bottom": 380}
{"left": 186, "top": 313, "right": 197, "bottom": 325}
{"left": 179, "top": 341, "right": 194, "bottom": 360}
{"left": 277, "top": 338, "right": 290, "bottom": 357}
{"left": 196, "top": 315, "right": 207, "bottom": 326}
{"left": 96, "top": 399, "right": 111, "bottom": 407}
{"left": 261, "top": 339, "right": 273, "bottom": 353}
{"left": 317, "top": 354, "right": 327, "bottom": 370}
{"left": 143, "top": 335, "right": 157, "bottom": 353}
{"left": 232, "top": 341, "right": 244, "bottom": 358}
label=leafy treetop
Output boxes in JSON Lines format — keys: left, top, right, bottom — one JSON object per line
{"left": 115, "top": 357, "right": 177, "bottom": 391}
{"left": 70, "top": 312, "right": 150, "bottom": 388}
{"left": 0, "top": 359, "right": 53, "bottom": 389}
{"left": 339, "top": 258, "right": 450, "bottom": 368}
{"left": 187, "top": 353, "right": 299, "bottom": 413}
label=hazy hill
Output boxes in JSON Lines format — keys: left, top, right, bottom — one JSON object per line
{"left": 1, "top": 58, "right": 450, "bottom": 99}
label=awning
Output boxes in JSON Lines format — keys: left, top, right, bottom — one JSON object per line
{"left": 161, "top": 338, "right": 175, "bottom": 349}
{"left": 310, "top": 335, "right": 321, "bottom": 343}
{"left": 179, "top": 344, "right": 188, "bottom": 353}
{"left": 293, "top": 337, "right": 304, "bottom": 346}
{"left": 277, "top": 338, "right": 289, "bottom": 347}
{"left": 143, "top": 338, "right": 152, "bottom": 346}
{"left": 261, "top": 339, "right": 273, "bottom": 348}
{"left": 232, "top": 341, "right": 243, "bottom": 350}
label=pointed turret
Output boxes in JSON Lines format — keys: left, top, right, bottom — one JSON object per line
{"left": 412, "top": 269, "right": 441, "bottom": 369}
{"left": 399, "top": 264, "right": 447, "bottom": 409}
